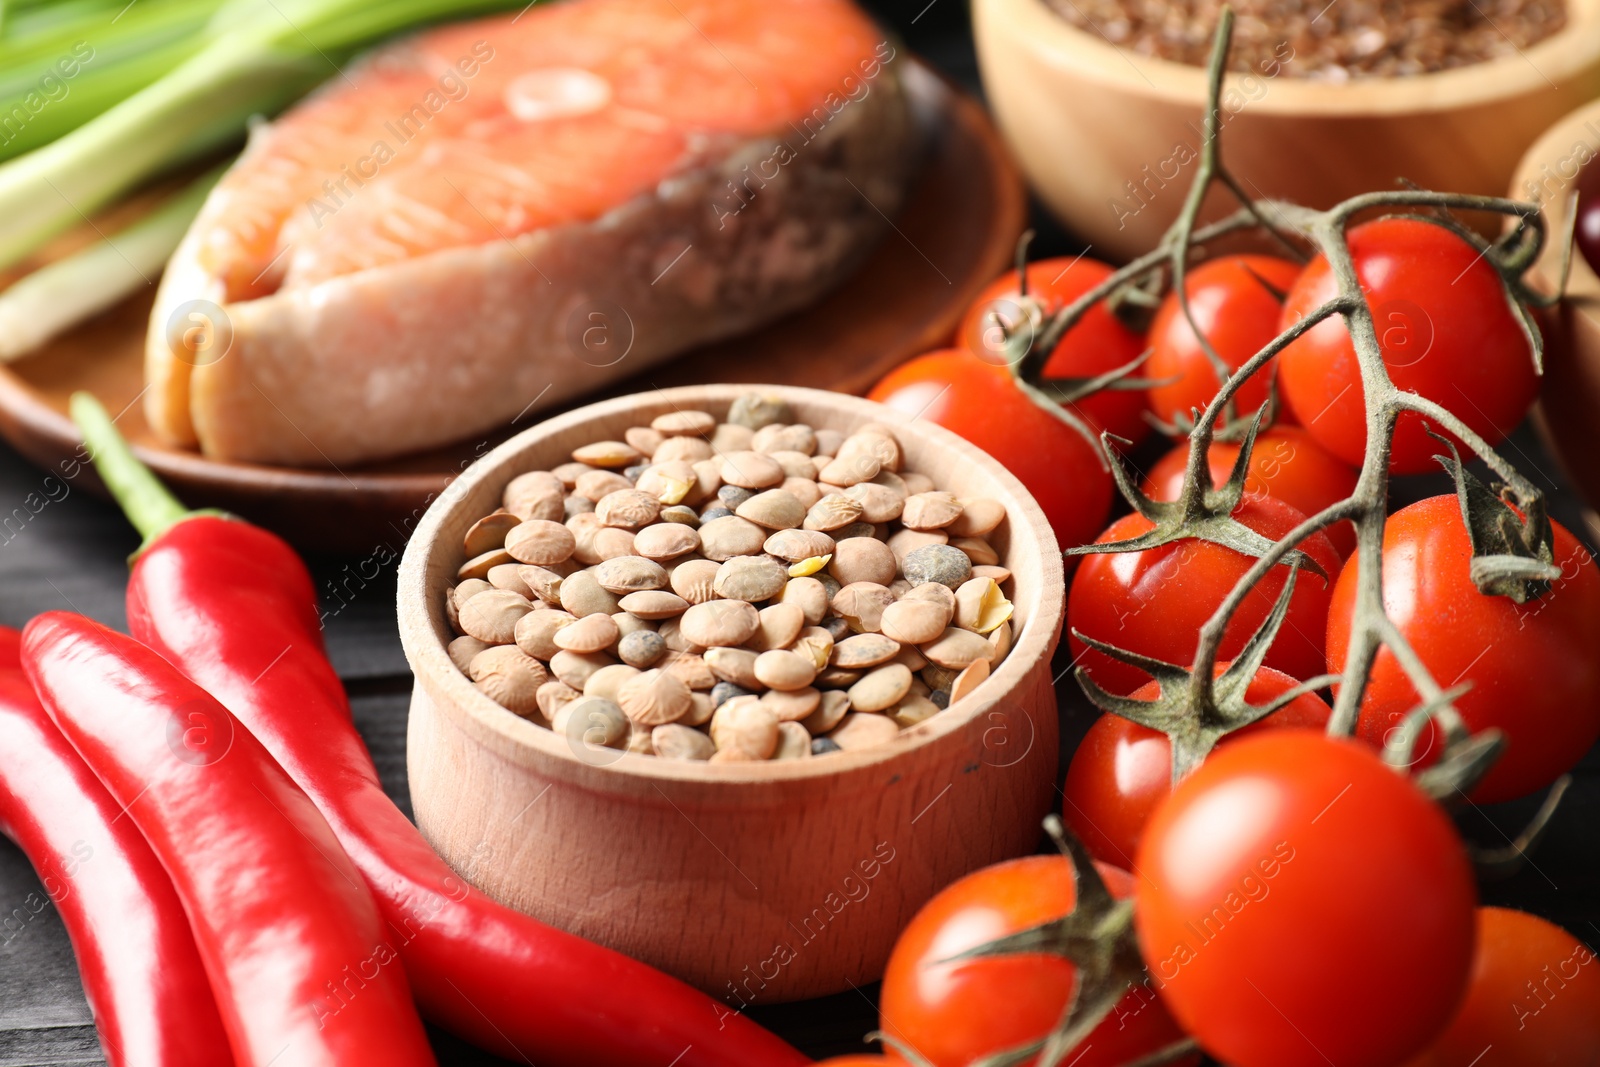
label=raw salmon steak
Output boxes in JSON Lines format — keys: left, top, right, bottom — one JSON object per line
{"left": 146, "top": 0, "right": 915, "bottom": 466}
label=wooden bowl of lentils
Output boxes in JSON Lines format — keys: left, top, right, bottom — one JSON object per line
{"left": 975, "top": 0, "right": 1600, "bottom": 261}
{"left": 397, "top": 384, "right": 1065, "bottom": 1001}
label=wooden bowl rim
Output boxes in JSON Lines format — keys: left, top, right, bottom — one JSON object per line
{"left": 984, "top": 0, "right": 1600, "bottom": 115}
{"left": 1516, "top": 96, "right": 1600, "bottom": 296}
{"left": 397, "top": 383, "right": 1065, "bottom": 787}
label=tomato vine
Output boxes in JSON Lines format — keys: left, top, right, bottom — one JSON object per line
{"left": 1034, "top": 9, "right": 1572, "bottom": 791}
{"left": 957, "top": 6, "right": 1580, "bottom": 1064}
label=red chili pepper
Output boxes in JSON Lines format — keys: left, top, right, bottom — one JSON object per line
{"left": 71, "top": 392, "right": 810, "bottom": 1066}
{"left": 22, "top": 611, "right": 439, "bottom": 1067}
{"left": 0, "top": 629, "right": 233, "bottom": 1067}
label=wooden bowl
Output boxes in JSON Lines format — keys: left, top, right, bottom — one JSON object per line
{"left": 1512, "top": 99, "right": 1600, "bottom": 513}
{"left": 975, "top": 0, "right": 1600, "bottom": 261}
{"left": 397, "top": 384, "right": 1064, "bottom": 1002}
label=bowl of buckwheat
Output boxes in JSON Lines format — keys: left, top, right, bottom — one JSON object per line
{"left": 975, "top": 0, "right": 1600, "bottom": 260}
{"left": 397, "top": 384, "right": 1064, "bottom": 1001}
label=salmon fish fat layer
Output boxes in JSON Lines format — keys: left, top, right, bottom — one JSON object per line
{"left": 146, "top": 0, "right": 916, "bottom": 467}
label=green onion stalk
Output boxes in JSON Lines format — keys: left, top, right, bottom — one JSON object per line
{"left": 0, "top": 0, "right": 225, "bottom": 162}
{"left": 0, "top": 0, "right": 534, "bottom": 271}
{"left": 0, "top": 162, "right": 221, "bottom": 359}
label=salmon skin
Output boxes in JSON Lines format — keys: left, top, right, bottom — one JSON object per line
{"left": 146, "top": 0, "right": 915, "bottom": 467}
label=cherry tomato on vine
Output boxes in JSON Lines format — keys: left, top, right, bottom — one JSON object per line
{"left": 1142, "top": 426, "right": 1360, "bottom": 558}
{"left": 1136, "top": 730, "right": 1477, "bottom": 1067}
{"left": 879, "top": 854, "right": 1196, "bottom": 1067}
{"left": 814, "top": 1058, "right": 891, "bottom": 1066}
{"left": 1066, "top": 494, "right": 1340, "bottom": 695}
{"left": 1062, "top": 664, "right": 1330, "bottom": 869}
{"left": 958, "top": 256, "right": 1150, "bottom": 443}
{"left": 1276, "top": 216, "right": 1538, "bottom": 474}
{"left": 1146, "top": 255, "right": 1303, "bottom": 429}
{"left": 1405, "top": 907, "right": 1600, "bottom": 1067}
{"left": 868, "top": 349, "right": 1112, "bottom": 550}
{"left": 1327, "top": 494, "right": 1600, "bottom": 803}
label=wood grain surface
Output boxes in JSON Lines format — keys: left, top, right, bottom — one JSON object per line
{"left": 0, "top": 5, "right": 1595, "bottom": 1065}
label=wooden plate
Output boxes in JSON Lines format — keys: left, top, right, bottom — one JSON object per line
{"left": 0, "top": 60, "right": 1024, "bottom": 553}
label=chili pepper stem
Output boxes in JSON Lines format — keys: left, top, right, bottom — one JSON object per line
{"left": 69, "top": 391, "right": 221, "bottom": 551}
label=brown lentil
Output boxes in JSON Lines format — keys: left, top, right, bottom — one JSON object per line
{"left": 594, "top": 555, "right": 668, "bottom": 594}
{"left": 772, "top": 721, "right": 813, "bottom": 759}
{"left": 679, "top": 599, "right": 762, "bottom": 647}
{"left": 762, "top": 687, "right": 822, "bottom": 721}
{"left": 617, "top": 590, "right": 690, "bottom": 620}
{"left": 549, "top": 649, "right": 615, "bottom": 691}
{"left": 652, "top": 723, "right": 716, "bottom": 760}
{"left": 654, "top": 436, "right": 715, "bottom": 464}
{"left": 458, "top": 589, "right": 533, "bottom": 644}
{"left": 583, "top": 663, "right": 642, "bottom": 703}
{"left": 848, "top": 663, "right": 913, "bottom": 713}
{"left": 713, "top": 556, "right": 788, "bottom": 603}
{"left": 832, "top": 582, "right": 896, "bottom": 633}
{"left": 446, "top": 394, "right": 1016, "bottom": 763}
{"left": 448, "top": 635, "right": 490, "bottom": 674}
{"left": 514, "top": 609, "right": 576, "bottom": 659}
{"left": 736, "top": 489, "right": 806, "bottom": 530}
{"left": 552, "top": 612, "right": 620, "bottom": 655}
{"left": 558, "top": 570, "right": 620, "bottom": 618}
{"left": 618, "top": 669, "right": 692, "bottom": 726}
{"left": 1044, "top": 0, "right": 1567, "bottom": 78}
{"left": 470, "top": 645, "right": 546, "bottom": 716}
{"left": 668, "top": 558, "right": 721, "bottom": 604}
{"left": 923, "top": 627, "right": 994, "bottom": 670}
{"left": 457, "top": 548, "right": 512, "bottom": 581}
{"left": 536, "top": 679, "right": 583, "bottom": 721}
{"left": 828, "top": 712, "right": 899, "bottom": 750}
{"left": 595, "top": 489, "right": 661, "bottom": 529}
{"left": 832, "top": 632, "right": 902, "bottom": 669}
{"left": 633, "top": 522, "right": 699, "bottom": 561}
{"left": 625, "top": 425, "right": 665, "bottom": 457}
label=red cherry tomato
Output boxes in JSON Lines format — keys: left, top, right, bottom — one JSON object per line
{"left": 880, "top": 854, "right": 1196, "bottom": 1067}
{"left": 1062, "top": 664, "right": 1330, "bottom": 869}
{"left": 1327, "top": 494, "right": 1600, "bottom": 802}
{"left": 1066, "top": 494, "right": 1340, "bottom": 695}
{"left": 1141, "top": 426, "right": 1360, "bottom": 558}
{"left": 869, "top": 349, "right": 1112, "bottom": 550}
{"left": 815, "top": 1059, "right": 892, "bottom": 1066}
{"left": 958, "top": 256, "right": 1150, "bottom": 443}
{"left": 1136, "top": 731, "right": 1477, "bottom": 1067}
{"left": 1145, "top": 255, "right": 1302, "bottom": 429}
{"left": 1405, "top": 907, "right": 1600, "bottom": 1067}
{"left": 1277, "top": 217, "right": 1538, "bottom": 474}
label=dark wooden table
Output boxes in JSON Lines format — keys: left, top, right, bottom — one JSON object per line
{"left": 1, "top": 5, "right": 1598, "bottom": 1065}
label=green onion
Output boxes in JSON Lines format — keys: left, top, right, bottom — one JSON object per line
{"left": 0, "top": 161, "right": 220, "bottom": 359}
{"left": 0, "top": 0, "right": 225, "bottom": 161}
{"left": 0, "top": 0, "right": 532, "bottom": 271}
